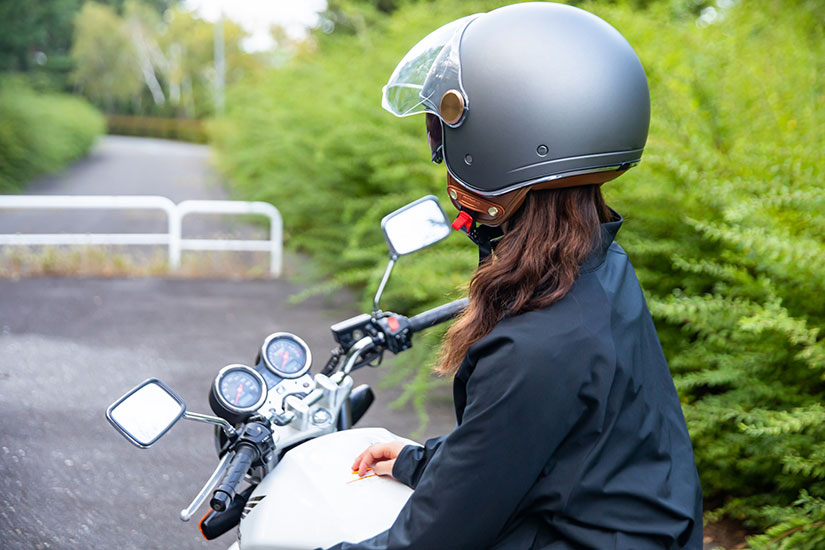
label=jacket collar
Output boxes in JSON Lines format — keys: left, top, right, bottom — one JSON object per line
{"left": 580, "top": 208, "right": 622, "bottom": 273}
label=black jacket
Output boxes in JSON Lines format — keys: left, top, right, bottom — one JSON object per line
{"left": 328, "top": 216, "right": 703, "bottom": 550}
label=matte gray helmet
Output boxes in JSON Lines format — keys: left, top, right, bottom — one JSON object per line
{"left": 382, "top": 2, "right": 650, "bottom": 223}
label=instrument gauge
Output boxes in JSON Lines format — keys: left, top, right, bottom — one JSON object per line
{"left": 210, "top": 364, "right": 267, "bottom": 424}
{"left": 262, "top": 333, "right": 312, "bottom": 379}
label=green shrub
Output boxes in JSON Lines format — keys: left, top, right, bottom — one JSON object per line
{"left": 213, "top": 1, "right": 825, "bottom": 544}
{"left": 0, "top": 76, "right": 105, "bottom": 192}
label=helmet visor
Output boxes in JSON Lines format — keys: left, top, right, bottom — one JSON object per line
{"left": 381, "top": 14, "right": 480, "bottom": 126}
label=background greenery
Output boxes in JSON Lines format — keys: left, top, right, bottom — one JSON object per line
{"left": 0, "top": 76, "right": 104, "bottom": 193}
{"left": 212, "top": 0, "right": 825, "bottom": 548}
{"left": 1, "top": 0, "right": 262, "bottom": 137}
{"left": 68, "top": 0, "right": 261, "bottom": 119}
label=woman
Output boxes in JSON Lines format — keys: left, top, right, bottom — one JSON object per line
{"left": 329, "top": 3, "right": 702, "bottom": 549}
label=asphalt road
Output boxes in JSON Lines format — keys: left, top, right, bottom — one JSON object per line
{"left": 0, "top": 278, "right": 455, "bottom": 550}
{"left": 0, "top": 136, "right": 455, "bottom": 549}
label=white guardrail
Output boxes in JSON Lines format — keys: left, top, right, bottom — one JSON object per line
{"left": 0, "top": 195, "right": 283, "bottom": 276}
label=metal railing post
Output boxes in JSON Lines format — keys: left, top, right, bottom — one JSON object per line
{"left": 168, "top": 206, "right": 181, "bottom": 270}
{"left": 269, "top": 206, "right": 283, "bottom": 278}
{"left": 175, "top": 199, "right": 283, "bottom": 277}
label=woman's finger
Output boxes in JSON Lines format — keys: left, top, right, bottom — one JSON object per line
{"left": 354, "top": 446, "right": 376, "bottom": 476}
{"left": 357, "top": 453, "right": 374, "bottom": 476}
{"left": 351, "top": 448, "right": 371, "bottom": 471}
{"left": 352, "top": 441, "right": 407, "bottom": 476}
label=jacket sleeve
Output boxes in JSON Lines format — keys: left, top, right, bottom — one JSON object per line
{"left": 392, "top": 435, "right": 447, "bottom": 489}
{"left": 325, "top": 333, "right": 589, "bottom": 550}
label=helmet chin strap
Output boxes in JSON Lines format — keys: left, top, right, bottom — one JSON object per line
{"left": 451, "top": 210, "right": 504, "bottom": 263}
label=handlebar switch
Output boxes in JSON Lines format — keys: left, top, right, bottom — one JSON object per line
{"left": 331, "top": 314, "right": 376, "bottom": 352}
{"left": 239, "top": 423, "right": 274, "bottom": 460}
{"left": 376, "top": 313, "right": 413, "bottom": 354}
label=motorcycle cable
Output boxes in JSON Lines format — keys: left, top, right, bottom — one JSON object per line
{"left": 320, "top": 347, "right": 344, "bottom": 376}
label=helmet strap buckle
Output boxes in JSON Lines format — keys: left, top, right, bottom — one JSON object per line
{"left": 451, "top": 210, "right": 474, "bottom": 233}
{"left": 452, "top": 210, "right": 504, "bottom": 263}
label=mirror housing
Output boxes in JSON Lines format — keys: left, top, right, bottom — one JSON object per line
{"left": 372, "top": 196, "right": 451, "bottom": 312}
{"left": 381, "top": 195, "right": 451, "bottom": 259}
{"left": 106, "top": 378, "right": 186, "bottom": 448}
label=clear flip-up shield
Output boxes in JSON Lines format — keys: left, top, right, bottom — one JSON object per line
{"left": 381, "top": 14, "right": 479, "bottom": 127}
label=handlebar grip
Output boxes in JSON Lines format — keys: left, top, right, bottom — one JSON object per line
{"left": 210, "top": 445, "right": 257, "bottom": 512}
{"left": 408, "top": 298, "right": 469, "bottom": 334}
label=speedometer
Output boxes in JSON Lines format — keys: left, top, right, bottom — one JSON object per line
{"left": 262, "top": 333, "right": 312, "bottom": 379}
{"left": 210, "top": 364, "right": 267, "bottom": 423}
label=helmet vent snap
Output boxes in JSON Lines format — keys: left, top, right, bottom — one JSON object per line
{"left": 440, "top": 89, "right": 465, "bottom": 125}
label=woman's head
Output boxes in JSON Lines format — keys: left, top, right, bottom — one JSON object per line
{"left": 436, "top": 186, "right": 612, "bottom": 375}
{"left": 383, "top": 2, "right": 649, "bottom": 226}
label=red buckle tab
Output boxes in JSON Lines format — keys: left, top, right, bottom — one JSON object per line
{"left": 451, "top": 211, "right": 474, "bottom": 233}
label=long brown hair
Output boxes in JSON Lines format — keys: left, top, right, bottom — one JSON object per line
{"left": 436, "top": 185, "right": 612, "bottom": 376}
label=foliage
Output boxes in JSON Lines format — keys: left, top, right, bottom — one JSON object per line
{"left": 69, "top": 0, "right": 261, "bottom": 118}
{"left": 70, "top": 2, "right": 143, "bottom": 109}
{"left": 0, "top": 0, "right": 81, "bottom": 74}
{"left": 744, "top": 491, "right": 825, "bottom": 550}
{"left": 105, "top": 114, "right": 207, "bottom": 143}
{"left": 0, "top": 77, "right": 104, "bottom": 193}
{"left": 601, "top": 3, "right": 825, "bottom": 546}
{"left": 0, "top": 0, "right": 176, "bottom": 90}
{"left": 212, "top": 0, "right": 825, "bottom": 545}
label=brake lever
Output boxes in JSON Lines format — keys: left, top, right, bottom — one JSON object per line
{"left": 179, "top": 450, "right": 234, "bottom": 522}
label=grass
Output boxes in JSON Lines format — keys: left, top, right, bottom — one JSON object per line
{"left": 0, "top": 246, "right": 278, "bottom": 279}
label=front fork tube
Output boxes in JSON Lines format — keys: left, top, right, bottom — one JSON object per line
{"left": 338, "top": 396, "right": 353, "bottom": 430}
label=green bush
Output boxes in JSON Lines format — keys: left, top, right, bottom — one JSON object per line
{"left": 0, "top": 76, "right": 105, "bottom": 193}
{"left": 213, "top": 1, "right": 825, "bottom": 545}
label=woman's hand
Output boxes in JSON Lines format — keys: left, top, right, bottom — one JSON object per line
{"left": 352, "top": 440, "right": 408, "bottom": 478}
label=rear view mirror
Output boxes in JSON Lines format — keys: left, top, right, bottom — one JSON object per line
{"left": 106, "top": 379, "right": 186, "bottom": 448}
{"left": 373, "top": 196, "right": 451, "bottom": 312}
{"left": 381, "top": 195, "right": 451, "bottom": 258}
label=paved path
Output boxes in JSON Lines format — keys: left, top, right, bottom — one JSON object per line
{"left": 0, "top": 135, "right": 264, "bottom": 249}
{"left": 0, "top": 137, "right": 455, "bottom": 549}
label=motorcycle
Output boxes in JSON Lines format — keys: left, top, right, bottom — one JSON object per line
{"left": 105, "top": 195, "right": 467, "bottom": 549}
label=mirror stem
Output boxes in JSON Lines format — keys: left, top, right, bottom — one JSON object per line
{"left": 183, "top": 411, "right": 237, "bottom": 438}
{"left": 373, "top": 257, "right": 396, "bottom": 314}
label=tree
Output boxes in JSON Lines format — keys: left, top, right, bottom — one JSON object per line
{"left": 70, "top": 2, "right": 142, "bottom": 110}
{"left": 70, "top": 0, "right": 259, "bottom": 117}
{"left": 0, "top": 0, "right": 80, "bottom": 77}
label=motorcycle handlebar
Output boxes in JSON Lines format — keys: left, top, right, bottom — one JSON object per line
{"left": 408, "top": 298, "right": 469, "bottom": 334}
{"left": 210, "top": 444, "right": 257, "bottom": 512}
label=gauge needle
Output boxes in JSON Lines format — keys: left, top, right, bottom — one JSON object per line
{"left": 281, "top": 350, "right": 289, "bottom": 368}
{"left": 235, "top": 384, "right": 243, "bottom": 405}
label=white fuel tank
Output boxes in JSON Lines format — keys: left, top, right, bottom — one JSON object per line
{"left": 238, "top": 428, "right": 419, "bottom": 550}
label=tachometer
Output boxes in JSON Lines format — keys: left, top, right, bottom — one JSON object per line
{"left": 210, "top": 364, "right": 267, "bottom": 424}
{"left": 262, "top": 333, "right": 312, "bottom": 379}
